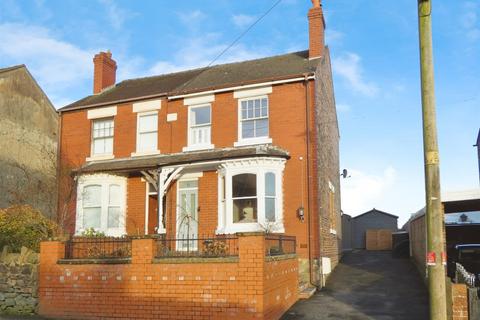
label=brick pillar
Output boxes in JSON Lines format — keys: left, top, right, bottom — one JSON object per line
{"left": 451, "top": 283, "right": 468, "bottom": 320}
{"left": 132, "top": 238, "right": 155, "bottom": 264}
{"left": 40, "top": 241, "right": 65, "bottom": 265}
{"left": 237, "top": 232, "right": 266, "bottom": 318}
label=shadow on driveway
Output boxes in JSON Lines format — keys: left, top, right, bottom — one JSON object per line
{"left": 282, "top": 250, "right": 429, "bottom": 320}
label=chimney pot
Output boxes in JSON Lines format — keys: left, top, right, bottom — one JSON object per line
{"left": 93, "top": 51, "right": 117, "bottom": 94}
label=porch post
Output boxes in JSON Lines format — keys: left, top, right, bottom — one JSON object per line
{"left": 157, "top": 167, "right": 165, "bottom": 234}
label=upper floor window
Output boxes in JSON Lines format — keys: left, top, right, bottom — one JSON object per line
{"left": 92, "top": 118, "right": 114, "bottom": 156}
{"left": 240, "top": 97, "right": 268, "bottom": 140}
{"left": 136, "top": 112, "right": 158, "bottom": 153}
{"left": 184, "top": 105, "right": 213, "bottom": 151}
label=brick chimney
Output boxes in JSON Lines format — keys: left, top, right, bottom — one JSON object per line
{"left": 93, "top": 51, "right": 117, "bottom": 94}
{"left": 308, "top": 0, "right": 326, "bottom": 59}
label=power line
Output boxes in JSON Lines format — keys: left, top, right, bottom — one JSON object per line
{"left": 175, "top": 0, "right": 283, "bottom": 93}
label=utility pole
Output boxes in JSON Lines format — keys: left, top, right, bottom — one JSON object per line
{"left": 417, "top": 1, "right": 447, "bottom": 320}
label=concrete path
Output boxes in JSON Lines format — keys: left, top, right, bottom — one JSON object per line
{"left": 282, "top": 250, "right": 429, "bottom": 320}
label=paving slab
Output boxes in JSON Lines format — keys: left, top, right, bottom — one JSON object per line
{"left": 282, "top": 250, "right": 429, "bottom": 320}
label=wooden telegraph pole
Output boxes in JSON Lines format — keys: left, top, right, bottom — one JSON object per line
{"left": 417, "top": 1, "right": 448, "bottom": 319}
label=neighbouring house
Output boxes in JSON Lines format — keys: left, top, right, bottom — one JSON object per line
{"left": 0, "top": 65, "right": 58, "bottom": 217}
{"left": 341, "top": 213, "right": 353, "bottom": 251}
{"left": 344, "top": 208, "right": 399, "bottom": 249}
{"left": 40, "top": 1, "right": 341, "bottom": 319}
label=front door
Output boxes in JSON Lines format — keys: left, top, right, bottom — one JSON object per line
{"left": 176, "top": 180, "right": 199, "bottom": 251}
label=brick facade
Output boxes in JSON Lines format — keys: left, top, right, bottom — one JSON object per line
{"left": 39, "top": 235, "right": 298, "bottom": 320}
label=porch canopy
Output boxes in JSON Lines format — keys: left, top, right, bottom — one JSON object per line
{"left": 76, "top": 144, "right": 290, "bottom": 234}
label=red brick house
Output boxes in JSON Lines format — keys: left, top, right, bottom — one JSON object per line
{"left": 56, "top": 0, "right": 340, "bottom": 294}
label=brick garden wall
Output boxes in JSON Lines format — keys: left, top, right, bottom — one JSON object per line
{"left": 38, "top": 234, "right": 298, "bottom": 320}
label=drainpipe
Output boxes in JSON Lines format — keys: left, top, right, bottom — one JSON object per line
{"left": 304, "top": 74, "right": 318, "bottom": 288}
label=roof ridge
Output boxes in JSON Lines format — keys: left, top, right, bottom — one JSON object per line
{"left": 118, "top": 50, "right": 309, "bottom": 85}
{"left": 0, "top": 64, "right": 26, "bottom": 74}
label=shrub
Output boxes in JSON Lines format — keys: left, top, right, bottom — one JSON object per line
{"left": 80, "top": 227, "right": 106, "bottom": 238}
{"left": 0, "top": 205, "right": 63, "bottom": 252}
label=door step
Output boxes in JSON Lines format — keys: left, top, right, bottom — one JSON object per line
{"left": 298, "top": 286, "right": 316, "bottom": 299}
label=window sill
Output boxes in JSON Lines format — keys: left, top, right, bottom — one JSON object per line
{"left": 182, "top": 144, "right": 215, "bottom": 152}
{"left": 234, "top": 137, "right": 272, "bottom": 147}
{"left": 131, "top": 150, "right": 161, "bottom": 157}
{"left": 86, "top": 154, "right": 114, "bottom": 162}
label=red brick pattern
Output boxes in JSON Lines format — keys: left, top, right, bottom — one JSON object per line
{"left": 93, "top": 52, "right": 117, "bottom": 94}
{"left": 451, "top": 283, "right": 468, "bottom": 320}
{"left": 39, "top": 236, "right": 298, "bottom": 320}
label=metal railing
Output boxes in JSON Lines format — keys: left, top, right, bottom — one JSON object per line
{"left": 155, "top": 235, "right": 239, "bottom": 258}
{"left": 65, "top": 237, "right": 132, "bottom": 260}
{"left": 455, "top": 263, "right": 477, "bottom": 287}
{"left": 265, "top": 234, "right": 296, "bottom": 256}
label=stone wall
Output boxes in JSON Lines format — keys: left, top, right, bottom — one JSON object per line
{"left": 0, "top": 247, "right": 39, "bottom": 315}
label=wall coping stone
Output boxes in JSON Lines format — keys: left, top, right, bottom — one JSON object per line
{"left": 265, "top": 254, "right": 297, "bottom": 262}
{"left": 58, "top": 258, "right": 131, "bottom": 265}
{"left": 153, "top": 256, "right": 239, "bottom": 264}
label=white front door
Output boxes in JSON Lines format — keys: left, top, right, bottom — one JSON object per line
{"left": 176, "top": 180, "right": 199, "bottom": 251}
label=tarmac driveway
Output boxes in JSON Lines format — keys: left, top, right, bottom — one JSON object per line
{"left": 282, "top": 250, "right": 429, "bottom": 320}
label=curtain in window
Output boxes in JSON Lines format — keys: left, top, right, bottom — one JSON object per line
{"left": 83, "top": 185, "right": 102, "bottom": 228}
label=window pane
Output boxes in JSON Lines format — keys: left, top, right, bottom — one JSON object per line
{"left": 93, "top": 138, "right": 105, "bottom": 154}
{"left": 255, "top": 118, "right": 269, "bottom": 137}
{"left": 191, "top": 106, "right": 210, "bottom": 126}
{"left": 232, "top": 174, "right": 256, "bottom": 197}
{"left": 233, "top": 198, "right": 257, "bottom": 223}
{"left": 179, "top": 180, "right": 198, "bottom": 189}
{"left": 265, "top": 172, "right": 275, "bottom": 196}
{"left": 265, "top": 198, "right": 276, "bottom": 222}
{"left": 242, "top": 120, "right": 255, "bottom": 139}
{"left": 109, "top": 185, "right": 120, "bottom": 206}
{"left": 138, "top": 132, "right": 157, "bottom": 151}
{"left": 84, "top": 208, "right": 101, "bottom": 229}
{"left": 108, "top": 207, "right": 120, "bottom": 228}
{"left": 104, "top": 137, "right": 113, "bottom": 154}
{"left": 83, "top": 185, "right": 101, "bottom": 207}
{"left": 254, "top": 99, "right": 261, "bottom": 117}
{"left": 241, "top": 101, "right": 247, "bottom": 119}
{"left": 139, "top": 114, "right": 157, "bottom": 132}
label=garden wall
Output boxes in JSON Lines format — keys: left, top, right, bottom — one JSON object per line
{"left": 39, "top": 234, "right": 298, "bottom": 320}
{"left": 0, "top": 247, "right": 38, "bottom": 315}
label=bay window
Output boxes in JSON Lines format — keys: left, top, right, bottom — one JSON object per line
{"left": 217, "top": 158, "right": 285, "bottom": 234}
{"left": 76, "top": 174, "right": 126, "bottom": 236}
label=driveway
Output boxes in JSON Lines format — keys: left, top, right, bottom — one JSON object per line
{"left": 282, "top": 250, "right": 429, "bottom": 320}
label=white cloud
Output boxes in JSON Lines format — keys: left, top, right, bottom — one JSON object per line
{"left": 461, "top": 2, "right": 480, "bottom": 41}
{"left": 340, "top": 166, "right": 397, "bottom": 215}
{"left": 178, "top": 10, "right": 206, "bottom": 28}
{"left": 0, "top": 23, "right": 96, "bottom": 107}
{"left": 325, "top": 29, "right": 344, "bottom": 44}
{"left": 149, "top": 33, "right": 270, "bottom": 75}
{"left": 332, "top": 52, "right": 379, "bottom": 97}
{"left": 232, "top": 14, "right": 256, "bottom": 29}
{"left": 336, "top": 103, "right": 351, "bottom": 113}
{"left": 98, "top": 0, "right": 133, "bottom": 30}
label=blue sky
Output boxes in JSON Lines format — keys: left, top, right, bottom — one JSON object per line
{"left": 1, "top": 0, "right": 478, "bottom": 225}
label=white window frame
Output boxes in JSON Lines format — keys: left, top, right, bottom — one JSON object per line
{"left": 234, "top": 95, "right": 272, "bottom": 147}
{"left": 183, "top": 104, "right": 214, "bottom": 152}
{"left": 216, "top": 158, "right": 285, "bottom": 234}
{"left": 87, "top": 117, "right": 115, "bottom": 161}
{"left": 75, "top": 174, "right": 127, "bottom": 237}
{"left": 132, "top": 111, "right": 160, "bottom": 157}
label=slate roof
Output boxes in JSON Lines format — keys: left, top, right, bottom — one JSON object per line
{"left": 0, "top": 64, "right": 26, "bottom": 74}
{"left": 353, "top": 208, "right": 399, "bottom": 220}
{"left": 78, "top": 145, "right": 290, "bottom": 174}
{"left": 61, "top": 50, "right": 319, "bottom": 111}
